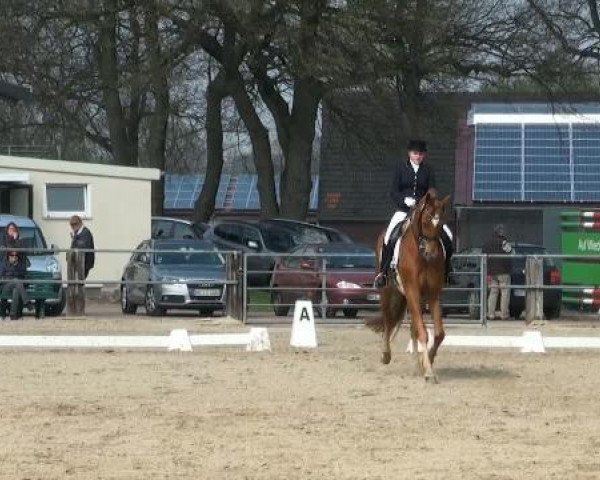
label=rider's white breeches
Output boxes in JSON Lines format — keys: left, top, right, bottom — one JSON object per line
{"left": 384, "top": 210, "right": 454, "bottom": 268}
{"left": 384, "top": 211, "right": 407, "bottom": 244}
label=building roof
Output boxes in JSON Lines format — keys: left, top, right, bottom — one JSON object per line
{"left": 0, "top": 155, "right": 161, "bottom": 181}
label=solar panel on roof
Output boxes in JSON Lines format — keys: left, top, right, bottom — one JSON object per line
{"left": 474, "top": 121, "right": 600, "bottom": 202}
{"left": 163, "top": 173, "right": 320, "bottom": 210}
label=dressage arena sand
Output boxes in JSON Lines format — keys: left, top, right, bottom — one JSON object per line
{"left": 1, "top": 313, "right": 600, "bottom": 479}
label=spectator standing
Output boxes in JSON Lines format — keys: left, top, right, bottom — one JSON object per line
{"left": 482, "top": 224, "right": 513, "bottom": 320}
{"left": 0, "top": 223, "right": 29, "bottom": 319}
{"left": 69, "top": 215, "right": 95, "bottom": 279}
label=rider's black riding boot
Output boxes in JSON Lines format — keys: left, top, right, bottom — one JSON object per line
{"left": 374, "top": 241, "right": 394, "bottom": 288}
{"left": 441, "top": 230, "right": 454, "bottom": 284}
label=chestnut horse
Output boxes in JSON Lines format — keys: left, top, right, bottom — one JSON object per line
{"left": 367, "top": 188, "right": 450, "bottom": 382}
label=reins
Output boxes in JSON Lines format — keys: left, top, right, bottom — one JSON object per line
{"left": 409, "top": 197, "right": 442, "bottom": 260}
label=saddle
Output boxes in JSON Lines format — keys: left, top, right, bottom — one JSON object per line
{"left": 385, "top": 219, "right": 449, "bottom": 293}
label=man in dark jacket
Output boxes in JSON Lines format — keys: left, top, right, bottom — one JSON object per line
{"left": 374, "top": 139, "right": 454, "bottom": 288}
{"left": 482, "top": 224, "right": 513, "bottom": 320}
{"left": 69, "top": 215, "right": 95, "bottom": 279}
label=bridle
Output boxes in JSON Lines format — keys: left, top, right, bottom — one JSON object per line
{"left": 410, "top": 198, "right": 443, "bottom": 261}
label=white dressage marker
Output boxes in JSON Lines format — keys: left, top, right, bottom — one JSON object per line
{"left": 290, "top": 300, "right": 317, "bottom": 348}
{"left": 0, "top": 327, "right": 271, "bottom": 353}
{"left": 407, "top": 329, "right": 600, "bottom": 353}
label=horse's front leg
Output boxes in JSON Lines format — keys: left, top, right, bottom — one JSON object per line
{"left": 405, "top": 287, "right": 435, "bottom": 382}
{"left": 380, "top": 286, "right": 393, "bottom": 364}
{"left": 428, "top": 296, "right": 445, "bottom": 366}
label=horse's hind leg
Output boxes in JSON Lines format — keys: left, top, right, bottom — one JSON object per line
{"left": 380, "top": 288, "right": 405, "bottom": 364}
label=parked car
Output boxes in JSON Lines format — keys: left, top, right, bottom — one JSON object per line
{"left": 203, "top": 220, "right": 303, "bottom": 286}
{"left": 204, "top": 219, "right": 355, "bottom": 287}
{"left": 151, "top": 216, "right": 209, "bottom": 240}
{"left": 120, "top": 239, "right": 227, "bottom": 316}
{"left": 270, "top": 242, "right": 379, "bottom": 318}
{"left": 258, "top": 218, "right": 354, "bottom": 244}
{"left": 443, "top": 243, "right": 562, "bottom": 319}
{"left": 0, "top": 215, "right": 65, "bottom": 316}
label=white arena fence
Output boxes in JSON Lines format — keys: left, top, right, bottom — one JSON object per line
{"left": 0, "top": 327, "right": 271, "bottom": 352}
{"left": 2, "top": 246, "right": 600, "bottom": 325}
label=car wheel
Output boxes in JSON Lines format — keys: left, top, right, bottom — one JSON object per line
{"left": 342, "top": 308, "right": 358, "bottom": 319}
{"left": 145, "top": 286, "right": 165, "bottom": 317}
{"left": 544, "top": 305, "right": 561, "bottom": 320}
{"left": 467, "top": 290, "right": 480, "bottom": 320}
{"left": 44, "top": 290, "right": 66, "bottom": 317}
{"left": 271, "top": 291, "right": 290, "bottom": 317}
{"left": 121, "top": 284, "right": 137, "bottom": 314}
{"left": 325, "top": 307, "right": 337, "bottom": 318}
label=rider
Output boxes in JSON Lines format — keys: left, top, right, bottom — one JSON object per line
{"left": 374, "top": 139, "right": 454, "bottom": 288}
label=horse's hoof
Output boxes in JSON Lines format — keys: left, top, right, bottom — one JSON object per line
{"left": 424, "top": 374, "right": 438, "bottom": 384}
{"left": 381, "top": 352, "right": 391, "bottom": 364}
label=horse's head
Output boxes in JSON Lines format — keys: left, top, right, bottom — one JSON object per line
{"left": 412, "top": 188, "right": 450, "bottom": 261}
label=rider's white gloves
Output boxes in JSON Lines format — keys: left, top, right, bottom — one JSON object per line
{"left": 404, "top": 196, "right": 416, "bottom": 207}
{"left": 501, "top": 240, "right": 512, "bottom": 253}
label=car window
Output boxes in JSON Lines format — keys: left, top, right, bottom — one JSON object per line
{"left": 0, "top": 226, "right": 47, "bottom": 251}
{"left": 152, "top": 220, "right": 173, "bottom": 239}
{"left": 154, "top": 245, "right": 224, "bottom": 266}
{"left": 326, "top": 251, "right": 375, "bottom": 269}
{"left": 214, "top": 224, "right": 243, "bottom": 244}
{"left": 241, "top": 226, "right": 262, "bottom": 250}
{"left": 512, "top": 245, "right": 555, "bottom": 268}
{"left": 260, "top": 225, "right": 295, "bottom": 252}
{"left": 172, "top": 222, "right": 196, "bottom": 239}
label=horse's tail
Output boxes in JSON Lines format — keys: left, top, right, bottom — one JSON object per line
{"left": 365, "top": 314, "right": 385, "bottom": 332}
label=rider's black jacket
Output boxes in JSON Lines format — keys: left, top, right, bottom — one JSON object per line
{"left": 389, "top": 160, "right": 436, "bottom": 212}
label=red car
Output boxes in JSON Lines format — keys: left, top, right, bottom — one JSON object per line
{"left": 270, "top": 243, "right": 380, "bottom": 318}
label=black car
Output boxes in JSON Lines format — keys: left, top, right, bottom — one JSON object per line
{"left": 258, "top": 218, "right": 354, "bottom": 244}
{"left": 443, "top": 243, "right": 562, "bottom": 319}
{"left": 203, "top": 220, "right": 301, "bottom": 286}
{"left": 151, "top": 216, "right": 209, "bottom": 240}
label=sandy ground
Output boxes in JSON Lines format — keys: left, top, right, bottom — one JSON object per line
{"left": 0, "top": 305, "right": 600, "bottom": 479}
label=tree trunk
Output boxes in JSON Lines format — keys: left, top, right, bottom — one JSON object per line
{"left": 229, "top": 73, "right": 279, "bottom": 218}
{"left": 279, "top": 79, "right": 321, "bottom": 219}
{"left": 96, "top": 1, "right": 137, "bottom": 167}
{"left": 145, "top": 5, "right": 169, "bottom": 215}
{"left": 193, "top": 72, "right": 227, "bottom": 223}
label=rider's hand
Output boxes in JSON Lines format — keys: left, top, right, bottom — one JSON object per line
{"left": 404, "top": 196, "right": 416, "bottom": 207}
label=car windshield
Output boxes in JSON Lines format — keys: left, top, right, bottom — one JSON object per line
{"left": 327, "top": 254, "right": 375, "bottom": 269}
{"left": 0, "top": 226, "right": 47, "bottom": 252}
{"left": 318, "top": 246, "right": 376, "bottom": 269}
{"left": 260, "top": 226, "right": 296, "bottom": 252}
{"left": 154, "top": 245, "right": 224, "bottom": 266}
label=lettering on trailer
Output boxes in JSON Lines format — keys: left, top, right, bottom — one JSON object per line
{"left": 578, "top": 238, "right": 600, "bottom": 253}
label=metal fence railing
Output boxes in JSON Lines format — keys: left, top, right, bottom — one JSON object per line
{"left": 1, "top": 246, "right": 598, "bottom": 323}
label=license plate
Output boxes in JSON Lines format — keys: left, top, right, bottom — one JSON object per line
{"left": 367, "top": 293, "right": 380, "bottom": 301}
{"left": 513, "top": 289, "right": 525, "bottom": 297}
{"left": 192, "top": 288, "right": 221, "bottom": 297}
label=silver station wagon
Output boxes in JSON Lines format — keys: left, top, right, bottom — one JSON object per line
{"left": 120, "top": 239, "right": 227, "bottom": 316}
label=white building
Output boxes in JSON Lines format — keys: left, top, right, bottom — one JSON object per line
{"left": 0, "top": 155, "right": 161, "bottom": 290}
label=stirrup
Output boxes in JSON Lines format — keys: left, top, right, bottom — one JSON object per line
{"left": 373, "top": 272, "right": 387, "bottom": 289}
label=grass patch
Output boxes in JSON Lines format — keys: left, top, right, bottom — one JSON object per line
{"left": 247, "top": 289, "right": 273, "bottom": 313}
